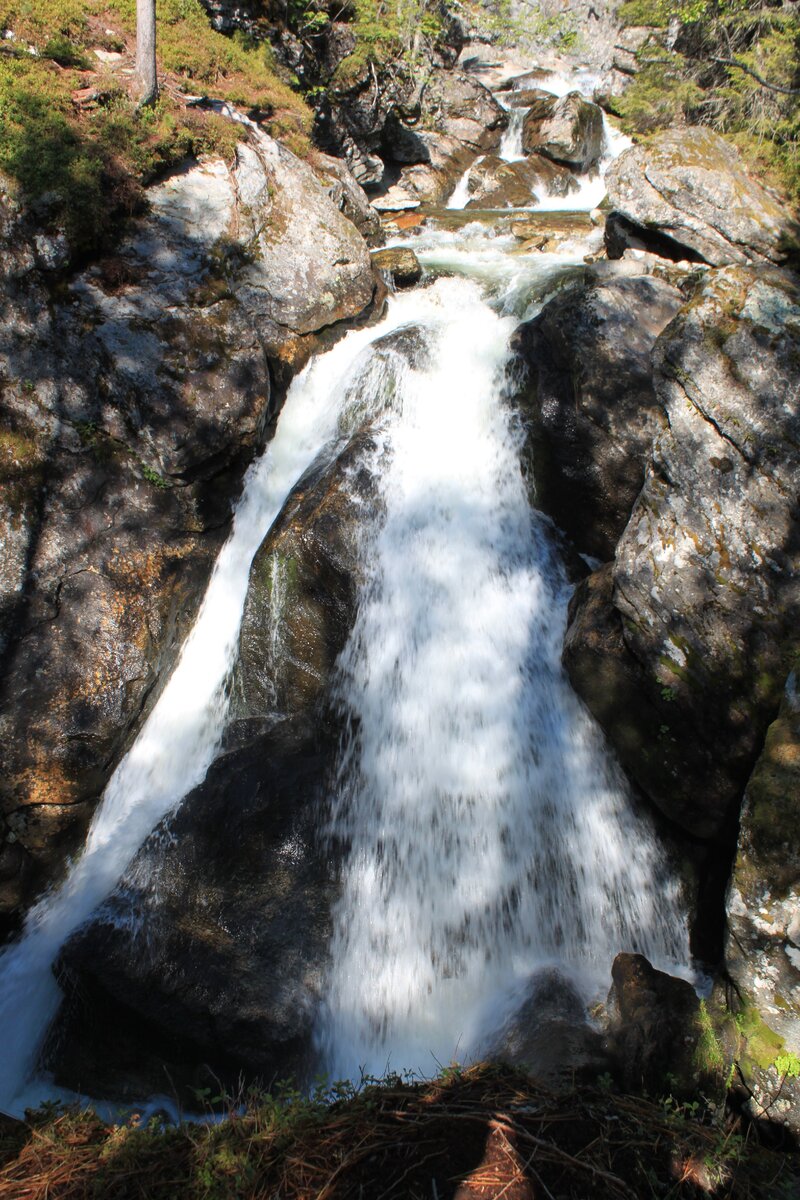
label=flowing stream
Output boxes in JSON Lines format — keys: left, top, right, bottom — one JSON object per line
{"left": 448, "top": 68, "right": 631, "bottom": 213}
{"left": 316, "top": 258, "right": 686, "bottom": 1080}
{"left": 0, "top": 90, "right": 685, "bottom": 1116}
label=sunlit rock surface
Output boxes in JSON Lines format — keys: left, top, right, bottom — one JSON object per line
{"left": 605, "top": 128, "right": 794, "bottom": 266}
{"left": 0, "top": 128, "right": 377, "bottom": 928}
{"left": 725, "top": 674, "right": 800, "bottom": 1135}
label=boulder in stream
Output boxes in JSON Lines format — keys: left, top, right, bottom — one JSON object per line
{"left": 461, "top": 154, "right": 577, "bottom": 210}
{"left": 511, "top": 264, "right": 683, "bottom": 560}
{"left": 607, "top": 953, "right": 733, "bottom": 1100}
{"left": 371, "top": 247, "right": 423, "bottom": 287}
{"left": 564, "top": 266, "right": 800, "bottom": 840}
{"left": 604, "top": 128, "right": 795, "bottom": 266}
{"left": 52, "top": 724, "right": 335, "bottom": 1099}
{"left": 521, "top": 91, "right": 605, "bottom": 172}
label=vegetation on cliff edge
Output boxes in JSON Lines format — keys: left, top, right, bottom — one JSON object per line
{"left": 613, "top": 0, "right": 800, "bottom": 202}
{"left": 1, "top": 1063, "right": 798, "bottom": 1199}
{"left": 0, "top": 0, "right": 312, "bottom": 255}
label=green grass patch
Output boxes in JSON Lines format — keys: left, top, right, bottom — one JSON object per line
{"left": 0, "top": 0, "right": 312, "bottom": 257}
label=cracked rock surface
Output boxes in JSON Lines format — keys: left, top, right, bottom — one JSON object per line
{"left": 724, "top": 675, "right": 800, "bottom": 1134}
{"left": 0, "top": 129, "right": 377, "bottom": 929}
{"left": 563, "top": 265, "right": 800, "bottom": 839}
{"left": 604, "top": 128, "right": 794, "bottom": 267}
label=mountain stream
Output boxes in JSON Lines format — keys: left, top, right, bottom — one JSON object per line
{"left": 0, "top": 82, "right": 687, "bottom": 1117}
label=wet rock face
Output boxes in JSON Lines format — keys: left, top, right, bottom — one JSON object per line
{"left": 564, "top": 266, "right": 800, "bottom": 840}
{"left": 235, "top": 322, "right": 429, "bottom": 729}
{"left": 492, "top": 970, "right": 611, "bottom": 1088}
{"left": 52, "top": 724, "right": 335, "bottom": 1099}
{"left": 521, "top": 91, "right": 605, "bottom": 171}
{"left": 604, "top": 127, "right": 795, "bottom": 266}
{"left": 0, "top": 129, "right": 378, "bottom": 930}
{"left": 459, "top": 153, "right": 577, "bottom": 210}
{"left": 511, "top": 266, "right": 683, "bottom": 561}
{"left": 725, "top": 675, "right": 800, "bottom": 1133}
{"left": 235, "top": 432, "right": 379, "bottom": 728}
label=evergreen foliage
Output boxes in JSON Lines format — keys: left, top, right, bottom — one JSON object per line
{"left": 613, "top": 0, "right": 800, "bottom": 201}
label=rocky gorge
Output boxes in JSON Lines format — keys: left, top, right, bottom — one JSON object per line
{"left": 0, "top": 0, "right": 799, "bottom": 1187}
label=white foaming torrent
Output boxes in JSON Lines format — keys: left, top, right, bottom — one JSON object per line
{"left": 446, "top": 67, "right": 631, "bottom": 213}
{"left": 0, "top": 162, "right": 683, "bottom": 1113}
{"left": 498, "top": 106, "right": 526, "bottom": 163}
{"left": 0, "top": 290, "right": 444, "bottom": 1116}
{"left": 317, "top": 276, "right": 688, "bottom": 1081}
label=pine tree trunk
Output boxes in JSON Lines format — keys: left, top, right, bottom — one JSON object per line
{"left": 136, "top": 0, "right": 158, "bottom": 107}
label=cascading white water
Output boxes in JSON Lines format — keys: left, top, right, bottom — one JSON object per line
{"left": 0, "top": 88, "right": 682, "bottom": 1113}
{"left": 498, "top": 107, "right": 526, "bottom": 163}
{"left": 0, "top": 295, "right": 445, "bottom": 1117}
{"left": 447, "top": 168, "right": 473, "bottom": 210}
{"left": 316, "top": 276, "right": 688, "bottom": 1080}
{"left": 446, "top": 69, "right": 631, "bottom": 212}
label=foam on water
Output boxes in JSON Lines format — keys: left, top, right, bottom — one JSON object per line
{"left": 0, "top": 290, "right": 445, "bottom": 1116}
{"left": 317, "top": 276, "right": 688, "bottom": 1080}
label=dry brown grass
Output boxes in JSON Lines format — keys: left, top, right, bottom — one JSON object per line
{"left": 0, "top": 1064, "right": 797, "bottom": 1200}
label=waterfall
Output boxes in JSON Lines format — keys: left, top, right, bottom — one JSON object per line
{"left": 447, "top": 167, "right": 472, "bottom": 210}
{"left": 499, "top": 107, "right": 526, "bottom": 162}
{"left": 446, "top": 70, "right": 631, "bottom": 212}
{"left": 1, "top": 143, "right": 684, "bottom": 1114}
{"left": 0, "top": 295, "right": 440, "bottom": 1116}
{"left": 316, "top": 277, "right": 688, "bottom": 1080}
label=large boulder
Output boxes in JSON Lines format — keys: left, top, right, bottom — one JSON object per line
{"left": 233, "top": 132, "right": 374, "bottom": 336}
{"left": 604, "top": 128, "right": 793, "bottom": 266}
{"left": 312, "top": 150, "right": 384, "bottom": 246}
{"left": 521, "top": 92, "right": 605, "bottom": 171}
{"left": 511, "top": 265, "right": 683, "bottom": 560}
{"left": 725, "top": 674, "right": 800, "bottom": 1136}
{"left": 51, "top": 724, "right": 335, "bottom": 1100}
{"left": 460, "top": 154, "right": 577, "bottom": 210}
{"left": 564, "top": 266, "right": 800, "bottom": 839}
{"left": 235, "top": 322, "right": 429, "bottom": 727}
{"left": 463, "top": 155, "right": 540, "bottom": 209}
{"left": 0, "top": 128, "right": 378, "bottom": 931}
{"left": 234, "top": 433, "right": 377, "bottom": 727}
